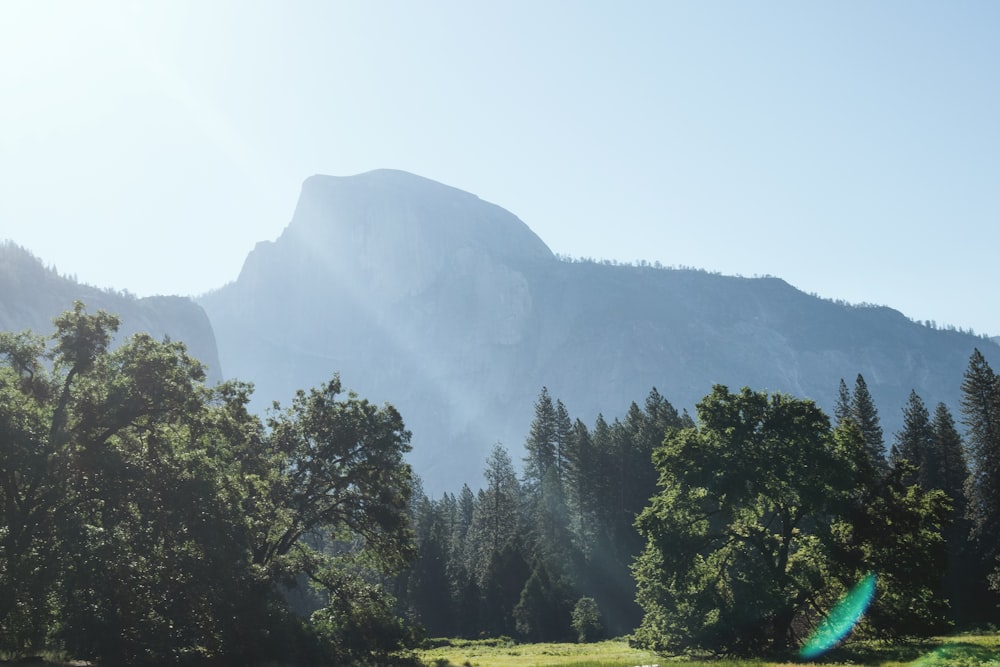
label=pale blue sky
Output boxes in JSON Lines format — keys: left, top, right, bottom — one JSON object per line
{"left": 2, "top": 1, "right": 999, "bottom": 335}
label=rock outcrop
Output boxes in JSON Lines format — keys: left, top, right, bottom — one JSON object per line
{"left": 200, "top": 170, "right": 1000, "bottom": 493}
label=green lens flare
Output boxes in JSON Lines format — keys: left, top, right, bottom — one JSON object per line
{"left": 799, "top": 573, "right": 877, "bottom": 660}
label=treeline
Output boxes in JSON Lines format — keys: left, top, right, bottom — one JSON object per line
{"left": 393, "top": 387, "right": 692, "bottom": 641}
{"left": 396, "top": 355, "right": 1000, "bottom": 652}
{"left": 4, "top": 304, "right": 1000, "bottom": 663}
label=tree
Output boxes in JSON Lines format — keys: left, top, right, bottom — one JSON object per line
{"left": 0, "top": 330, "right": 62, "bottom": 650}
{"left": 833, "top": 447, "right": 950, "bottom": 639}
{"left": 523, "top": 387, "right": 558, "bottom": 488}
{"left": 403, "top": 495, "right": 453, "bottom": 636}
{"left": 470, "top": 444, "right": 521, "bottom": 563}
{"left": 834, "top": 378, "right": 852, "bottom": 425}
{"left": 927, "top": 402, "right": 980, "bottom": 625}
{"left": 851, "top": 374, "right": 887, "bottom": 473}
{"left": 633, "top": 386, "right": 847, "bottom": 655}
{"left": 554, "top": 399, "right": 574, "bottom": 480}
{"left": 632, "top": 385, "right": 948, "bottom": 657}
{"left": 960, "top": 349, "right": 1000, "bottom": 600}
{"left": 891, "top": 390, "right": 934, "bottom": 487}
{"left": 252, "top": 375, "right": 414, "bottom": 571}
{"left": 961, "top": 349, "right": 1000, "bottom": 546}
{"left": 513, "top": 558, "right": 573, "bottom": 641}
{"left": 564, "top": 418, "right": 597, "bottom": 555}
{"left": 570, "top": 597, "right": 603, "bottom": 643}
{"left": 467, "top": 444, "right": 525, "bottom": 636}
{"left": 930, "top": 403, "right": 969, "bottom": 508}
{"left": 0, "top": 304, "right": 419, "bottom": 664}
{"left": 448, "top": 484, "right": 480, "bottom": 637}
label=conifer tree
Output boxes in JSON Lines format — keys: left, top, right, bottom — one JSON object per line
{"left": 468, "top": 444, "right": 526, "bottom": 636}
{"left": 564, "top": 419, "right": 597, "bottom": 554}
{"left": 891, "top": 390, "right": 934, "bottom": 487}
{"left": 960, "top": 349, "right": 1000, "bottom": 593}
{"left": 834, "top": 378, "right": 852, "bottom": 425}
{"left": 836, "top": 375, "right": 887, "bottom": 473}
{"left": 928, "top": 402, "right": 978, "bottom": 625}
{"left": 448, "top": 484, "right": 480, "bottom": 637}
{"left": 524, "top": 387, "right": 558, "bottom": 489}
{"left": 852, "top": 374, "right": 887, "bottom": 472}
{"left": 406, "top": 495, "right": 453, "bottom": 635}
{"left": 930, "top": 403, "right": 968, "bottom": 509}
{"left": 472, "top": 443, "right": 522, "bottom": 561}
{"left": 554, "top": 399, "right": 574, "bottom": 480}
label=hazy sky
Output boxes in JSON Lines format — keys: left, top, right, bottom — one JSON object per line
{"left": 3, "top": 2, "right": 999, "bottom": 335}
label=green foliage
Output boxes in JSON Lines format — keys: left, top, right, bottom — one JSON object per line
{"left": 961, "top": 349, "right": 1000, "bottom": 592}
{"left": 631, "top": 385, "right": 950, "bottom": 657}
{"left": 833, "top": 465, "right": 951, "bottom": 638}
{"left": 837, "top": 374, "right": 888, "bottom": 474}
{"left": 0, "top": 303, "right": 417, "bottom": 664}
{"left": 514, "top": 558, "right": 573, "bottom": 642}
{"left": 397, "top": 386, "right": 688, "bottom": 642}
{"left": 632, "top": 386, "right": 846, "bottom": 655}
{"left": 570, "top": 597, "right": 602, "bottom": 643}
{"left": 891, "top": 390, "right": 935, "bottom": 487}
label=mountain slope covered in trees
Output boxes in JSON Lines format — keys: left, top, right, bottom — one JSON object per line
{"left": 199, "top": 169, "right": 1000, "bottom": 492}
{"left": 0, "top": 242, "right": 222, "bottom": 383}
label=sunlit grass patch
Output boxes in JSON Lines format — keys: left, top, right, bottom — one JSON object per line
{"left": 417, "top": 633, "right": 1000, "bottom": 667}
{"left": 417, "top": 638, "right": 662, "bottom": 667}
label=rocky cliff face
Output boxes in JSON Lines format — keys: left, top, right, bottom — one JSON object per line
{"left": 0, "top": 242, "right": 222, "bottom": 383}
{"left": 200, "top": 170, "right": 1000, "bottom": 493}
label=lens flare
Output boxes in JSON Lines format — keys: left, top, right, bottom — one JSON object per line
{"left": 799, "top": 573, "right": 877, "bottom": 660}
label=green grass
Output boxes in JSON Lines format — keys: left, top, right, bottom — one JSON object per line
{"left": 416, "top": 633, "right": 1000, "bottom": 667}
{"left": 418, "top": 638, "right": 661, "bottom": 667}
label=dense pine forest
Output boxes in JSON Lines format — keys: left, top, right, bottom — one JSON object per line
{"left": 2, "top": 304, "right": 1000, "bottom": 665}
{"left": 396, "top": 369, "right": 1000, "bottom": 653}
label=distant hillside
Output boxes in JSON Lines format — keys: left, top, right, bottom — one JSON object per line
{"left": 199, "top": 170, "right": 1000, "bottom": 493}
{"left": 0, "top": 242, "right": 222, "bottom": 383}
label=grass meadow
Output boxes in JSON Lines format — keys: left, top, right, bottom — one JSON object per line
{"left": 416, "top": 633, "right": 1000, "bottom": 667}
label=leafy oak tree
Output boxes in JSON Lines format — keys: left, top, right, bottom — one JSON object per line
{"left": 632, "top": 386, "right": 850, "bottom": 655}
{"left": 0, "top": 303, "right": 417, "bottom": 665}
{"left": 632, "top": 385, "right": 948, "bottom": 657}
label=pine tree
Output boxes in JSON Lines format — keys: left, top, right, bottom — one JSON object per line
{"left": 468, "top": 444, "right": 527, "bottom": 636}
{"left": 564, "top": 418, "right": 597, "bottom": 554}
{"left": 960, "top": 349, "right": 1000, "bottom": 593}
{"left": 852, "top": 374, "right": 887, "bottom": 473}
{"left": 524, "top": 387, "right": 558, "bottom": 489}
{"left": 447, "top": 484, "right": 480, "bottom": 637}
{"left": 554, "top": 399, "right": 574, "bottom": 480}
{"left": 473, "top": 443, "right": 522, "bottom": 560}
{"left": 930, "top": 403, "right": 968, "bottom": 507}
{"left": 406, "top": 495, "right": 453, "bottom": 635}
{"left": 891, "top": 390, "right": 933, "bottom": 487}
{"left": 929, "top": 402, "right": 978, "bottom": 625}
{"left": 834, "top": 378, "right": 852, "bottom": 425}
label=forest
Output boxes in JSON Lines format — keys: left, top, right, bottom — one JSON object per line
{"left": 1, "top": 303, "right": 999, "bottom": 665}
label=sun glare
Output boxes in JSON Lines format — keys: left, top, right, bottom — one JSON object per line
{"left": 799, "top": 573, "right": 878, "bottom": 659}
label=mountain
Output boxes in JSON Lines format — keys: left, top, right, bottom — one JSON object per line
{"left": 200, "top": 170, "right": 1000, "bottom": 493}
{"left": 0, "top": 242, "right": 222, "bottom": 383}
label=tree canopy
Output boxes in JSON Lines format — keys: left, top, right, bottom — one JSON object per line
{"left": 0, "top": 302, "right": 417, "bottom": 665}
{"left": 2, "top": 305, "right": 992, "bottom": 660}
{"left": 631, "top": 385, "right": 949, "bottom": 657}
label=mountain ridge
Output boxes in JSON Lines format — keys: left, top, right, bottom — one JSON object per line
{"left": 0, "top": 241, "right": 223, "bottom": 384}
{"left": 5, "top": 172, "right": 995, "bottom": 493}
{"left": 199, "top": 171, "right": 999, "bottom": 492}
